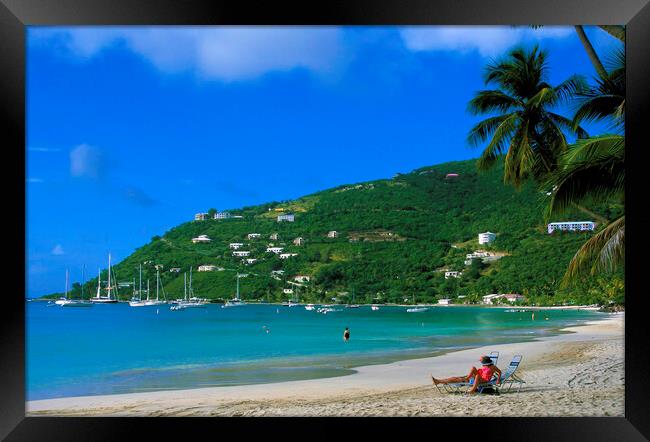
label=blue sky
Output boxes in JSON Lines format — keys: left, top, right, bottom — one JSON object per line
{"left": 26, "top": 26, "right": 623, "bottom": 296}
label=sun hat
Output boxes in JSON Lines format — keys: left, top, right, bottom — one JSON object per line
{"left": 480, "top": 356, "right": 493, "bottom": 365}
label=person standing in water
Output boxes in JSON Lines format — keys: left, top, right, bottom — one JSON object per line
{"left": 343, "top": 327, "right": 350, "bottom": 342}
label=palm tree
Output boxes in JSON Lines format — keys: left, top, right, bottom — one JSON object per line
{"left": 467, "top": 45, "right": 587, "bottom": 188}
{"left": 546, "top": 49, "right": 625, "bottom": 285}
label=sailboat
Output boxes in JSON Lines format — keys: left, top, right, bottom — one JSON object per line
{"left": 91, "top": 253, "right": 119, "bottom": 303}
{"left": 406, "top": 291, "right": 428, "bottom": 313}
{"left": 129, "top": 264, "right": 147, "bottom": 307}
{"left": 171, "top": 268, "right": 207, "bottom": 310}
{"left": 223, "top": 273, "right": 246, "bottom": 307}
{"left": 144, "top": 269, "right": 167, "bottom": 306}
{"left": 57, "top": 268, "right": 94, "bottom": 307}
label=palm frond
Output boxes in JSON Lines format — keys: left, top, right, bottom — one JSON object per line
{"left": 547, "top": 112, "right": 589, "bottom": 139}
{"left": 467, "top": 91, "right": 520, "bottom": 115}
{"left": 476, "top": 114, "right": 520, "bottom": 171}
{"left": 466, "top": 113, "right": 517, "bottom": 147}
{"left": 561, "top": 215, "right": 625, "bottom": 287}
{"left": 545, "top": 135, "right": 624, "bottom": 218}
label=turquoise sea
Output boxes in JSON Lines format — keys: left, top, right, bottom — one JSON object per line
{"left": 26, "top": 302, "right": 604, "bottom": 400}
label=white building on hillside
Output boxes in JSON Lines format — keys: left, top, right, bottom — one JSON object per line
{"left": 247, "top": 233, "right": 261, "bottom": 240}
{"left": 270, "top": 233, "right": 279, "bottom": 240}
{"left": 279, "top": 253, "right": 298, "bottom": 260}
{"left": 438, "top": 298, "right": 452, "bottom": 305}
{"left": 233, "top": 250, "right": 251, "bottom": 257}
{"left": 194, "top": 213, "right": 208, "bottom": 221}
{"left": 198, "top": 265, "right": 219, "bottom": 272}
{"left": 283, "top": 288, "right": 294, "bottom": 294}
{"left": 293, "top": 237, "right": 305, "bottom": 246}
{"left": 169, "top": 268, "right": 181, "bottom": 273}
{"left": 244, "top": 258, "right": 257, "bottom": 265}
{"left": 192, "top": 235, "right": 211, "bottom": 243}
{"left": 229, "top": 242, "right": 244, "bottom": 249}
{"left": 293, "top": 275, "right": 311, "bottom": 283}
{"left": 478, "top": 232, "right": 496, "bottom": 244}
{"left": 277, "top": 213, "right": 295, "bottom": 222}
{"left": 444, "top": 271, "right": 463, "bottom": 279}
{"left": 327, "top": 231, "right": 338, "bottom": 238}
{"left": 547, "top": 221, "right": 595, "bottom": 234}
{"left": 214, "top": 211, "right": 231, "bottom": 219}
{"left": 266, "top": 247, "right": 284, "bottom": 254}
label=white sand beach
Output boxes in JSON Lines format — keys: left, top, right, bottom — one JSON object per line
{"left": 27, "top": 313, "right": 624, "bottom": 417}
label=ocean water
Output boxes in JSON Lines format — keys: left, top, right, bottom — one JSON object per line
{"left": 26, "top": 302, "right": 604, "bottom": 400}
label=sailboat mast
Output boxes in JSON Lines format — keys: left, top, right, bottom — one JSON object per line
{"left": 156, "top": 270, "right": 160, "bottom": 302}
{"left": 107, "top": 253, "right": 112, "bottom": 299}
{"left": 81, "top": 265, "right": 85, "bottom": 300}
{"left": 139, "top": 264, "right": 142, "bottom": 299}
{"left": 65, "top": 269, "right": 69, "bottom": 299}
{"left": 184, "top": 273, "right": 187, "bottom": 301}
{"left": 96, "top": 267, "right": 101, "bottom": 299}
{"left": 147, "top": 280, "right": 150, "bottom": 301}
{"left": 189, "top": 267, "right": 193, "bottom": 297}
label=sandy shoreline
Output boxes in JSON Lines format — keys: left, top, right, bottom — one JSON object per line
{"left": 27, "top": 313, "right": 624, "bottom": 417}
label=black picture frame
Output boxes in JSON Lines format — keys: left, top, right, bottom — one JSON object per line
{"left": 2, "top": 0, "right": 648, "bottom": 440}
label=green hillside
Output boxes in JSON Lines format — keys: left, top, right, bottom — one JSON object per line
{"left": 48, "top": 158, "right": 624, "bottom": 306}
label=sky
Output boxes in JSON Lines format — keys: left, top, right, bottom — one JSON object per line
{"left": 26, "top": 26, "right": 623, "bottom": 297}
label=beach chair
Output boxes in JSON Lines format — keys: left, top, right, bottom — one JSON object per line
{"left": 432, "top": 351, "right": 500, "bottom": 394}
{"left": 494, "top": 354, "right": 525, "bottom": 393}
{"left": 436, "top": 354, "right": 524, "bottom": 395}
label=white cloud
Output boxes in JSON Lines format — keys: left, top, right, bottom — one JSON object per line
{"left": 399, "top": 26, "right": 573, "bottom": 58}
{"left": 69, "top": 143, "right": 105, "bottom": 179}
{"left": 51, "top": 244, "right": 65, "bottom": 255}
{"left": 30, "top": 26, "right": 345, "bottom": 82}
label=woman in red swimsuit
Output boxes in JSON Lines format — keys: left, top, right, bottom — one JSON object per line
{"left": 431, "top": 355, "right": 502, "bottom": 394}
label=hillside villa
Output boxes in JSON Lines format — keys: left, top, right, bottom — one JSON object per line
{"left": 194, "top": 212, "right": 208, "bottom": 221}
{"left": 547, "top": 221, "right": 596, "bottom": 234}
{"left": 266, "top": 246, "right": 284, "bottom": 254}
{"left": 327, "top": 230, "right": 338, "bottom": 238}
{"left": 444, "top": 271, "right": 462, "bottom": 279}
{"left": 438, "top": 298, "right": 452, "bottom": 305}
{"left": 465, "top": 250, "right": 500, "bottom": 265}
{"left": 293, "top": 237, "right": 305, "bottom": 246}
{"left": 169, "top": 268, "right": 181, "bottom": 273}
{"left": 233, "top": 250, "right": 251, "bottom": 257}
{"left": 214, "top": 211, "right": 231, "bottom": 219}
{"left": 229, "top": 242, "right": 244, "bottom": 249}
{"left": 198, "top": 265, "right": 219, "bottom": 272}
{"left": 293, "top": 275, "right": 311, "bottom": 283}
{"left": 478, "top": 231, "right": 496, "bottom": 244}
{"left": 247, "top": 233, "right": 261, "bottom": 240}
{"left": 270, "top": 233, "right": 279, "bottom": 240}
{"left": 279, "top": 253, "right": 298, "bottom": 259}
{"left": 192, "top": 234, "right": 211, "bottom": 243}
{"left": 277, "top": 213, "right": 295, "bottom": 222}
{"left": 244, "top": 258, "right": 257, "bottom": 265}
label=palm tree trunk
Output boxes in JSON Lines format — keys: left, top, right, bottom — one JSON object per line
{"left": 574, "top": 25, "right": 608, "bottom": 79}
{"left": 597, "top": 25, "right": 625, "bottom": 42}
{"left": 571, "top": 202, "right": 608, "bottom": 225}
